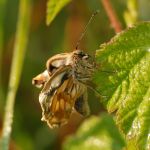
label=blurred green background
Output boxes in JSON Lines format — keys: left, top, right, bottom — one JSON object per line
{"left": 0, "top": 0, "right": 150, "bottom": 149}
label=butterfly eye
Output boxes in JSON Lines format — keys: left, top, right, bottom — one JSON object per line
{"left": 74, "top": 50, "right": 86, "bottom": 58}
{"left": 78, "top": 53, "right": 85, "bottom": 58}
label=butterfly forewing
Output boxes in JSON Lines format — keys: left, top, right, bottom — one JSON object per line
{"left": 46, "top": 53, "right": 73, "bottom": 74}
{"left": 32, "top": 70, "right": 49, "bottom": 88}
{"left": 39, "top": 67, "right": 87, "bottom": 128}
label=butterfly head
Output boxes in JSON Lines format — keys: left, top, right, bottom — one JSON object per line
{"left": 72, "top": 50, "right": 95, "bottom": 81}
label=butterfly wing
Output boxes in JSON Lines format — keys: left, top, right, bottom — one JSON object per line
{"left": 39, "top": 66, "right": 71, "bottom": 114}
{"left": 32, "top": 70, "right": 49, "bottom": 88}
{"left": 45, "top": 77, "right": 76, "bottom": 128}
{"left": 46, "top": 53, "right": 73, "bottom": 74}
{"left": 46, "top": 78, "right": 88, "bottom": 128}
{"left": 74, "top": 88, "right": 90, "bottom": 116}
{"left": 39, "top": 66, "right": 79, "bottom": 128}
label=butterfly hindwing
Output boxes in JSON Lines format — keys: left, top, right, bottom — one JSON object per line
{"left": 46, "top": 79, "right": 75, "bottom": 128}
{"left": 74, "top": 88, "right": 90, "bottom": 116}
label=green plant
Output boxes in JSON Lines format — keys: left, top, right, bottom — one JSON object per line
{"left": 63, "top": 113, "right": 125, "bottom": 150}
{"left": 46, "top": 0, "right": 150, "bottom": 149}
{"left": 95, "top": 22, "right": 150, "bottom": 149}
{"left": 0, "top": 0, "right": 149, "bottom": 149}
{"left": 0, "top": 0, "right": 31, "bottom": 149}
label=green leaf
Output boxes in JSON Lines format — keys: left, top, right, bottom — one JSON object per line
{"left": 94, "top": 22, "right": 150, "bottom": 150}
{"left": 63, "top": 114, "right": 125, "bottom": 150}
{"left": 46, "top": 0, "right": 71, "bottom": 25}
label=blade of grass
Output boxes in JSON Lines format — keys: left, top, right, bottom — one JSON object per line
{"left": 0, "top": 0, "right": 31, "bottom": 149}
{"left": 0, "top": 0, "right": 7, "bottom": 111}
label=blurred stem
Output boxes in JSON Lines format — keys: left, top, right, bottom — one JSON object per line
{"left": 124, "top": 0, "right": 138, "bottom": 27}
{"left": 0, "top": 0, "right": 7, "bottom": 110}
{"left": 0, "top": 0, "right": 31, "bottom": 149}
{"left": 101, "top": 0, "right": 122, "bottom": 33}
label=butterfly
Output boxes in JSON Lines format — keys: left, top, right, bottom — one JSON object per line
{"left": 32, "top": 50, "right": 96, "bottom": 128}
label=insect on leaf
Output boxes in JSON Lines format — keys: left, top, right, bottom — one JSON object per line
{"left": 94, "top": 22, "right": 150, "bottom": 150}
{"left": 33, "top": 50, "right": 95, "bottom": 128}
{"left": 46, "top": 0, "right": 71, "bottom": 25}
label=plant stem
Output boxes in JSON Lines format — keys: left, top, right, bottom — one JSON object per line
{"left": 0, "top": 0, "right": 31, "bottom": 149}
{"left": 0, "top": 0, "right": 7, "bottom": 111}
{"left": 101, "top": 0, "right": 122, "bottom": 33}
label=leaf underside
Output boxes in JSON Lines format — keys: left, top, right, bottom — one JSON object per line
{"left": 46, "top": 0, "right": 71, "bottom": 25}
{"left": 94, "top": 22, "right": 150, "bottom": 150}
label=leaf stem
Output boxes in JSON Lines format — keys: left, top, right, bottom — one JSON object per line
{"left": 0, "top": 0, "right": 31, "bottom": 149}
{"left": 101, "top": 0, "right": 122, "bottom": 33}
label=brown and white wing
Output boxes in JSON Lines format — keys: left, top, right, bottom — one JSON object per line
{"left": 46, "top": 79, "right": 88, "bottom": 128}
{"left": 39, "top": 66, "right": 76, "bottom": 128}
{"left": 32, "top": 70, "right": 49, "bottom": 88}
{"left": 46, "top": 53, "right": 73, "bottom": 74}
{"left": 45, "top": 77, "right": 76, "bottom": 128}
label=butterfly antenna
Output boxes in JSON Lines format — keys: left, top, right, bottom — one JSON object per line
{"left": 75, "top": 10, "right": 100, "bottom": 50}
